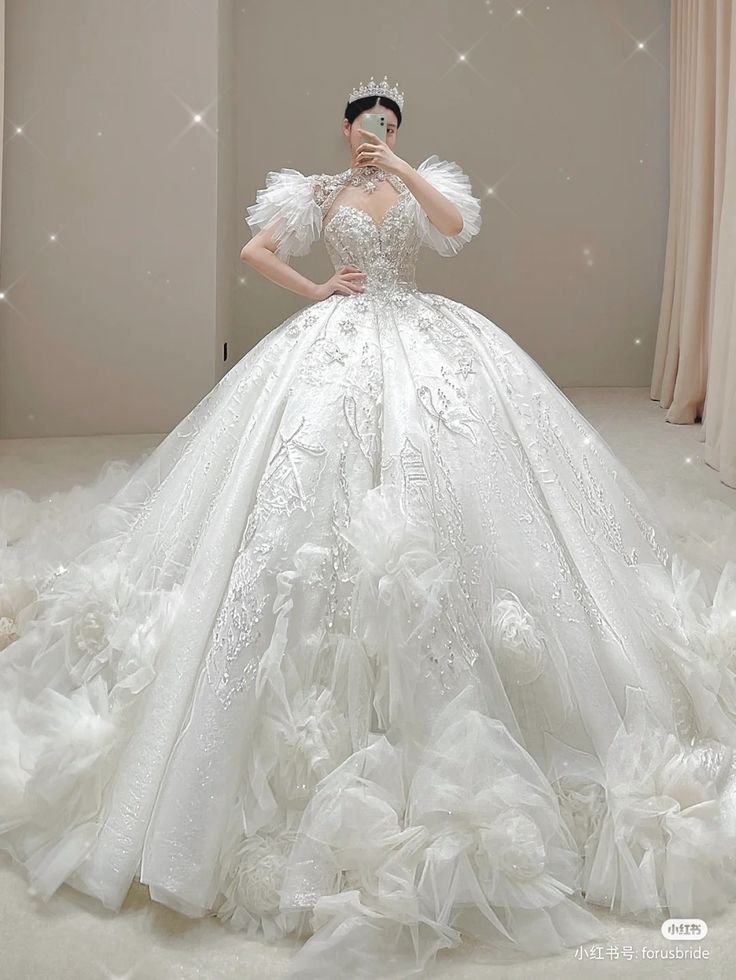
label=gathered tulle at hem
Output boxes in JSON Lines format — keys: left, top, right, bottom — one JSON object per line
{"left": 3, "top": 291, "right": 736, "bottom": 978}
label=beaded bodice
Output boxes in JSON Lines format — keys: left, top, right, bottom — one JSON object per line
{"left": 312, "top": 170, "right": 422, "bottom": 299}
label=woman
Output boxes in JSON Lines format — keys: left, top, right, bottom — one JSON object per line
{"left": 2, "top": 75, "right": 736, "bottom": 979}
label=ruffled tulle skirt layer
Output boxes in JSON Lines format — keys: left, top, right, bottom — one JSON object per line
{"left": 2, "top": 289, "right": 736, "bottom": 978}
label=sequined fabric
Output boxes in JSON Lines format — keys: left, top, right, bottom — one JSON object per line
{"left": 320, "top": 184, "right": 420, "bottom": 300}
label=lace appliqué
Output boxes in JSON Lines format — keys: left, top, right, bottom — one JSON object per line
{"left": 205, "top": 417, "right": 329, "bottom": 708}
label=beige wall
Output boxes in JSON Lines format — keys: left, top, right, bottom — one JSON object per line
{"left": 1, "top": 0, "right": 670, "bottom": 438}
{"left": 1, "top": 0, "right": 227, "bottom": 438}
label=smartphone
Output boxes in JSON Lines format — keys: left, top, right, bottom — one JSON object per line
{"left": 358, "top": 113, "right": 387, "bottom": 143}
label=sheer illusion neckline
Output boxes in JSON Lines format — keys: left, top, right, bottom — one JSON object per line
{"left": 323, "top": 189, "right": 408, "bottom": 234}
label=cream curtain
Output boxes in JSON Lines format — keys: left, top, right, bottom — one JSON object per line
{"left": 651, "top": 0, "right": 736, "bottom": 488}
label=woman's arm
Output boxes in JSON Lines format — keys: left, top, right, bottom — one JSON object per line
{"left": 241, "top": 226, "right": 367, "bottom": 301}
{"left": 395, "top": 160, "right": 464, "bottom": 237}
{"left": 241, "top": 225, "right": 320, "bottom": 301}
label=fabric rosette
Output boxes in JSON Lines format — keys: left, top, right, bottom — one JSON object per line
{"left": 489, "top": 589, "right": 547, "bottom": 685}
{"left": 545, "top": 685, "right": 736, "bottom": 919}
{"left": 278, "top": 687, "right": 604, "bottom": 978}
{"left": 338, "top": 483, "right": 455, "bottom": 728}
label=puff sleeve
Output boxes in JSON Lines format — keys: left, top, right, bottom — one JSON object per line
{"left": 405, "top": 155, "right": 482, "bottom": 256}
{"left": 244, "top": 168, "right": 322, "bottom": 262}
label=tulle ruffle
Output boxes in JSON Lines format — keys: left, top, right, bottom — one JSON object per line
{"left": 0, "top": 461, "right": 186, "bottom": 895}
{"left": 4, "top": 289, "right": 736, "bottom": 979}
{"left": 208, "top": 518, "right": 605, "bottom": 977}
{"left": 244, "top": 168, "right": 323, "bottom": 262}
{"left": 243, "top": 155, "right": 482, "bottom": 263}
{"left": 546, "top": 685, "right": 736, "bottom": 921}
{"left": 405, "top": 155, "right": 483, "bottom": 256}
{"left": 211, "top": 484, "right": 736, "bottom": 978}
{"left": 4, "top": 455, "right": 736, "bottom": 977}
{"left": 279, "top": 690, "right": 606, "bottom": 978}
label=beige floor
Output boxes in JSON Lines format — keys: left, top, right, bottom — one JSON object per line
{"left": 1, "top": 387, "right": 735, "bottom": 980}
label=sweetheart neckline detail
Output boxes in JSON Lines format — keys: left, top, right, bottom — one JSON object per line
{"left": 322, "top": 189, "right": 409, "bottom": 234}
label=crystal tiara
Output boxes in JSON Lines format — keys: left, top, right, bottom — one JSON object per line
{"left": 347, "top": 75, "right": 405, "bottom": 112}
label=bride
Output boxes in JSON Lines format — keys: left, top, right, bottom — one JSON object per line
{"left": 2, "top": 74, "right": 736, "bottom": 979}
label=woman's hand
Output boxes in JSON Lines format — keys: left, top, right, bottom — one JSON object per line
{"left": 355, "top": 129, "right": 406, "bottom": 175}
{"left": 312, "top": 265, "right": 367, "bottom": 300}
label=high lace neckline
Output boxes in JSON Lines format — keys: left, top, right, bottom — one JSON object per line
{"left": 346, "top": 164, "right": 393, "bottom": 192}
{"left": 322, "top": 166, "right": 407, "bottom": 233}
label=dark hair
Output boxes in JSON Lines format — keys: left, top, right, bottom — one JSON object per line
{"left": 344, "top": 95, "right": 402, "bottom": 129}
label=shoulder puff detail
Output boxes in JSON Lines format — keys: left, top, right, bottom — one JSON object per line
{"left": 244, "top": 168, "right": 322, "bottom": 262}
{"left": 405, "top": 155, "right": 482, "bottom": 256}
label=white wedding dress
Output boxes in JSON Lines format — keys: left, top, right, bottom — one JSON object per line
{"left": 2, "top": 155, "right": 736, "bottom": 979}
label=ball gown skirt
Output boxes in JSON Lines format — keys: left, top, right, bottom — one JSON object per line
{"left": 2, "top": 157, "right": 736, "bottom": 979}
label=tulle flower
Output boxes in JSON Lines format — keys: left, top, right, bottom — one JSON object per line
{"left": 422, "top": 797, "right": 549, "bottom": 900}
{"left": 339, "top": 483, "right": 443, "bottom": 590}
{"left": 490, "top": 589, "right": 547, "bottom": 685}
{"left": 338, "top": 483, "right": 455, "bottom": 725}
{"left": 272, "top": 685, "right": 353, "bottom": 801}
{"left": 0, "top": 674, "right": 121, "bottom": 853}
{"left": 0, "top": 545, "right": 39, "bottom": 650}
{"left": 545, "top": 685, "right": 736, "bottom": 918}
{"left": 280, "top": 688, "right": 605, "bottom": 977}
{"left": 0, "top": 613, "right": 18, "bottom": 651}
{"left": 49, "top": 563, "right": 184, "bottom": 703}
{"left": 216, "top": 828, "right": 302, "bottom": 940}
{"left": 554, "top": 774, "right": 608, "bottom": 853}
